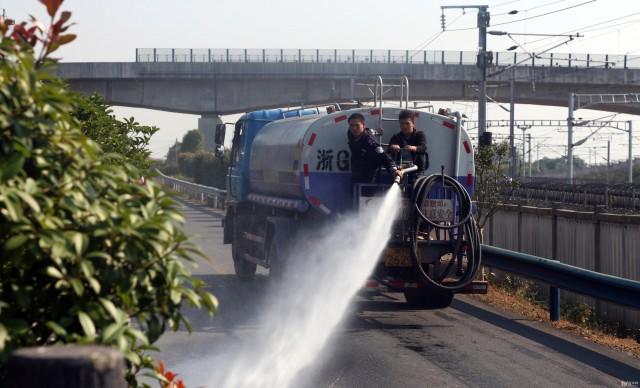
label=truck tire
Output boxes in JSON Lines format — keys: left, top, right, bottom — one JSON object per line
{"left": 403, "top": 288, "right": 454, "bottom": 309}
{"left": 267, "top": 241, "right": 284, "bottom": 278}
{"left": 232, "top": 224, "right": 257, "bottom": 281}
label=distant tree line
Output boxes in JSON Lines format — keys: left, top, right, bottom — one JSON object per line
{"left": 161, "top": 129, "right": 230, "bottom": 189}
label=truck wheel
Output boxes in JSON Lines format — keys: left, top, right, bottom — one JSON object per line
{"left": 232, "top": 226, "right": 257, "bottom": 281}
{"left": 267, "top": 241, "right": 284, "bottom": 278}
{"left": 403, "top": 288, "right": 454, "bottom": 309}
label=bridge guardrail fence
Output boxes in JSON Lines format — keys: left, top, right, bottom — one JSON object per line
{"left": 153, "top": 175, "right": 640, "bottom": 322}
{"left": 155, "top": 169, "right": 226, "bottom": 209}
{"left": 135, "top": 48, "right": 640, "bottom": 70}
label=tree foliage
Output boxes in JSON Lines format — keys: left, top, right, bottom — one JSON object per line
{"left": 176, "top": 151, "right": 229, "bottom": 189}
{"left": 72, "top": 93, "right": 158, "bottom": 173}
{"left": 180, "top": 129, "right": 203, "bottom": 154}
{"left": 0, "top": 3, "right": 217, "bottom": 386}
{"left": 473, "top": 142, "right": 518, "bottom": 231}
{"left": 536, "top": 155, "right": 586, "bottom": 175}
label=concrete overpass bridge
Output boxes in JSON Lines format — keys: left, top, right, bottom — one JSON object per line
{"left": 56, "top": 48, "right": 640, "bottom": 146}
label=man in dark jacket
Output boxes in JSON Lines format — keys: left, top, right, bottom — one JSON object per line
{"left": 347, "top": 113, "right": 400, "bottom": 183}
{"left": 389, "top": 110, "right": 428, "bottom": 171}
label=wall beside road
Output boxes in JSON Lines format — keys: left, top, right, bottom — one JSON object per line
{"left": 487, "top": 205, "right": 640, "bottom": 329}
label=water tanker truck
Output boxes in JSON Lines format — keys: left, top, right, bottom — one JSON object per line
{"left": 217, "top": 97, "right": 486, "bottom": 308}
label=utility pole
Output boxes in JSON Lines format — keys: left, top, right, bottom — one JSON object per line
{"left": 509, "top": 78, "right": 516, "bottom": 178}
{"left": 629, "top": 120, "right": 633, "bottom": 183}
{"left": 521, "top": 128, "right": 526, "bottom": 178}
{"left": 517, "top": 125, "right": 530, "bottom": 179}
{"left": 607, "top": 139, "right": 611, "bottom": 185}
{"left": 441, "top": 5, "right": 489, "bottom": 146}
{"left": 528, "top": 133, "right": 532, "bottom": 177}
{"left": 478, "top": 6, "right": 490, "bottom": 145}
{"left": 567, "top": 93, "right": 574, "bottom": 184}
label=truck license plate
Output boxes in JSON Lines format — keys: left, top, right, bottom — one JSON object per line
{"left": 383, "top": 247, "right": 412, "bottom": 267}
{"left": 421, "top": 199, "right": 454, "bottom": 222}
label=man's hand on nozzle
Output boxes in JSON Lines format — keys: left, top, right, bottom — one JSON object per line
{"left": 404, "top": 145, "right": 417, "bottom": 153}
{"left": 394, "top": 169, "right": 404, "bottom": 178}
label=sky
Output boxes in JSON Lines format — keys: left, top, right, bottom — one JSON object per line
{"left": 3, "top": 0, "right": 640, "bottom": 163}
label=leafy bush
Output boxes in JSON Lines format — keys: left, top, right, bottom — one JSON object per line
{"left": 474, "top": 141, "right": 518, "bottom": 230}
{"left": 180, "top": 129, "right": 203, "bottom": 154}
{"left": 170, "top": 151, "right": 229, "bottom": 189}
{"left": 192, "top": 151, "right": 229, "bottom": 189}
{"left": 0, "top": 3, "right": 217, "bottom": 386}
{"left": 72, "top": 93, "right": 158, "bottom": 173}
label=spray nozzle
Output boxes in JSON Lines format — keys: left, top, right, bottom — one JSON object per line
{"left": 393, "top": 165, "right": 419, "bottom": 185}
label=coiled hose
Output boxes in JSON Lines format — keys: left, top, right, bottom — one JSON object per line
{"left": 409, "top": 174, "right": 481, "bottom": 291}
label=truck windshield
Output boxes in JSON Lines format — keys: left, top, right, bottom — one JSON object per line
{"left": 230, "top": 120, "right": 244, "bottom": 164}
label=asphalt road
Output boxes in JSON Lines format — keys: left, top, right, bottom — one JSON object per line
{"left": 155, "top": 198, "right": 640, "bottom": 388}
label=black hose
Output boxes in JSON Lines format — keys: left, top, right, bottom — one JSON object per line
{"left": 409, "top": 174, "right": 482, "bottom": 292}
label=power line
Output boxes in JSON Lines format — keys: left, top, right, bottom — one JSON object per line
{"left": 493, "top": 0, "right": 569, "bottom": 16}
{"left": 446, "top": 0, "right": 596, "bottom": 32}
{"left": 523, "top": 11, "right": 640, "bottom": 45}
{"left": 492, "top": 0, "right": 522, "bottom": 9}
{"left": 526, "top": 19, "right": 640, "bottom": 51}
{"left": 491, "top": 0, "right": 597, "bottom": 27}
{"left": 411, "top": 12, "right": 466, "bottom": 56}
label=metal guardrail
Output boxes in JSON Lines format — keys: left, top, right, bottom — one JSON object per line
{"left": 135, "top": 48, "right": 640, "bottom": 69}
{"left": 482, "top": 245, "right": 640, "bottom": 321}
{"left": 155, "top": 169, "right": 226, "bottom": 208}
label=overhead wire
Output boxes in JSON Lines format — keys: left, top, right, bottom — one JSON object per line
{"left": 493, "top": 0, "right": 568, "bottom": 16}
{"left": 410, "top": 12, "right": 466, "bottom": 57}
{"left": 491, "top": 0, "right": 597, "bottom": 27}
{"left": 446, "top": 0, "right": 597, "bottom": 31}
{"left": 523, "top": 11, "right": 640, "bottom": 45}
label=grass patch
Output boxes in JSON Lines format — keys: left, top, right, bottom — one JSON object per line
{"left": 471, "top": 272, "right": 640, "bottom": 359}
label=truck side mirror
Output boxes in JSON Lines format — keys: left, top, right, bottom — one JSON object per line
{"left": 215, "top": 123, "right": 226, "bottom": 145}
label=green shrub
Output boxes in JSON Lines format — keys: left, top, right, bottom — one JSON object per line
{"left": 177, "top": 152, "right": 196, "bottom": 177}
{"left": 72, "top": 93, "right": 158, "bottom": 173}
{"left": 0, "top": 4, "right": 216, "bottom": 386}
{"left": 180, "top": 129, "right": 203, "bottom": 154}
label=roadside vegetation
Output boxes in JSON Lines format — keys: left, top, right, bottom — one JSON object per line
{"left": 157, "top": 129, "right": 230, "bottom": 189}
{"left": 0, "top": 2, "right": 216, "bottom": 386}
{"left": 471, "top": 276, "right": 640, "bottom": 358}
{"left": 473, "top": 141, "right": 519, "bottom": 231}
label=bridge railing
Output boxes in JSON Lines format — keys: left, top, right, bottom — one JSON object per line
{"left": 135, "top": 48, "right": 640, "bottom": 69}
{"left": 154, "top": 169, "right": 226, "bottom": 209}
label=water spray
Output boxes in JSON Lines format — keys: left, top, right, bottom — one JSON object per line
{"left": 214, "top": 186, "right": 403, "bottom": 388}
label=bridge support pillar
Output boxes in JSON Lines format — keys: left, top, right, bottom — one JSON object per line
{"left": 198, "top": 114, "right": 223, "bottom": 151}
